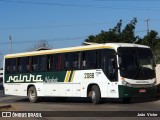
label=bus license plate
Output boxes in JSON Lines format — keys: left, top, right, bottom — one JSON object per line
{"left": 139, "top": 89, "right": 146, "bottom": 93}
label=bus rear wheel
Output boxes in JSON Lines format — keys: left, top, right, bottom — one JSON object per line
{"left": 28, "top": 86, "right": 39, "bottom": 103}
{"left": 90, "top": 85, "right": 101, "bottom": 104}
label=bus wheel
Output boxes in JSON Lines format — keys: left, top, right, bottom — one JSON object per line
{"left": 90, "top": 85, "right": 101, "bottom": 104}
{"left": 28, "top": 86, "right": 39, "bottom": 103}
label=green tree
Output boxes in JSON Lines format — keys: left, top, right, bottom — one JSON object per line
{"left": 84, "top": 18, "right": 137, "bottom": 43}
{"left": 136, "top": 30, "right": 160, "bottom": 63}
{"left": 138, "top": 30, "right": 159, "bottom": 50}
{"left": 120, "top": 18, "right": 137, "bottom": 43}
{"left": 83, "top": 18, "right": 160, "bottom": 63}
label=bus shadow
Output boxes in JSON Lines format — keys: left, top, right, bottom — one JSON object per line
{"left": 130, "top": 97, "right": 160, "bottom": 103}
{"left": 15, "top": 96, "right": 160, "bottom": 104}
{"left": 105, "top": 96, "right": 160, "bottom": 104}
{"left": 15, "top": 97, "right": 93, "bottom": 104}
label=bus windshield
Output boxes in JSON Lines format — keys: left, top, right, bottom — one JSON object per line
{"left": 118, "top": 47, "right": 156, "bottom": 80}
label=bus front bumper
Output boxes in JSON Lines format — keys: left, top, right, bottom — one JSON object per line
{"left": 118, "top": 85, "right": 157, "bottom": 98}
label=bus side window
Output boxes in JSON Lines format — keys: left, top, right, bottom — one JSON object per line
{"left": 77, "top": 52, "right": 82, "bottom": 69}
{"left": 5, "top": 58, "right": 16, "bottom": 73}
{"left": 27, "top": 57, "right": 32, "bottom": 72}
{"left": 5, "top": 59, "right": 11, "bottom": 73}
{"left": 82, "top": 51, "right": 86, "bottom": 69}
{"left": 17, "top": 58, "right": 22, "bottom": 72}
{"left": 47, "top": 55, "right": 54, "bottom": 71}
{"left": 59, "top": 54, "right": 62, "bottom": 70}
{"left": 82, "top": 50, "right": 97, "bottom": 69}
{"left": 72, "top": 52, "right": 81, "bottom": 70}
{"left": 96, "top": 50, "right": 101, "bottom": 69}
{"left": 17, "top": 57, "right": 28, "bottom": 73}
{"left": 38, "top": 55, "right": 47, "bottom": 71}
{"left": 55, "top": 54, "right": 63, "bottom": 71}
{"left": 63, "top": 53, "right": 70, "bottom": 70}
{"left": 10, "top": 58, "right": 17, "bottom": 73}
{"left": 32, "top": 56, "right": 38, "bottom": 71}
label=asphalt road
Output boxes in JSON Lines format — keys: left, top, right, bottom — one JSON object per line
{"left": 0, "top": 95, "right": 160, "bottom": 120}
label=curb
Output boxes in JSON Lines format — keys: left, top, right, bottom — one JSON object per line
{"left": 0, "top": 104, "right": 11, "bottom": 109}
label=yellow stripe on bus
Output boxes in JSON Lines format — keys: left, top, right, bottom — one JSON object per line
{"left": 70, "top": 71, "right": 75, "bottom": 82}
{"left": 64, "top": 71, "right": 71, "bottom": 82}
{"left": 5, "top": 45, "right": 113, "bottom": 58}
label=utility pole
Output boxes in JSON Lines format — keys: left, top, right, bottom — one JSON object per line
{"left": 9, "top": 35, "right": 12, "bottom": 54}
{"left": 145, "top": 18, "right": 150, "bottom": 35}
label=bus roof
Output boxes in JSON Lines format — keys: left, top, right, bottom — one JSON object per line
{"left": 5, "top": 43, "right": 150, "bottom": 58}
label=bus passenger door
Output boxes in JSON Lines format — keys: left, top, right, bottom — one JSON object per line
{"left": 106, "top": 55, "right": 119, "bottom": 98}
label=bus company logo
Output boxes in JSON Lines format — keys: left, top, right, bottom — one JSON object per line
{"left": 7, "top": 74, "right": 43, "bottom": 83}
{"left": 136, "top": 81, "right": 149, "bottom": 84}
{"left": 44, "top": 76, "right": 58, "bottom": 83}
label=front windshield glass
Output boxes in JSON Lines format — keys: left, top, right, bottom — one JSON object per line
{"left": 118, "top": 47, "right": 156, "bottom": 80}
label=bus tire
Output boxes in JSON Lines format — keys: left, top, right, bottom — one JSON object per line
{"left": 90, "top": 85, "right": 101, "bottom": 104}
{"left": 28, "top": 86, "right": 39, "bottom": 103}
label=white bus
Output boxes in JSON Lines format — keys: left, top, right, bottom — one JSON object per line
{"left": 0, "top": 69, "right": 3, "bottom": 81}
{"left": 3, "top": 43, "right": 157, "bottom": 104}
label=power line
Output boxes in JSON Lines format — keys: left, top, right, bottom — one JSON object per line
{"left": 0, "top": 0, "right": 82, "bottom": 7}
{"left": 0, "top": 19, "right": 138, "bottom": 31}
{"left": 0, "top": 29, "right": 148, "bottom": 45}
{"left": 0, "top": 0, "right": 160, "bottom": 11}
{"left": 0, "top": 22, "right": 113, "bottom": 31}
{"left": 0, "top": 36, "right": 87, "bottom": 45}
{"left": 0, "top": 0, "right": 123, "bottom": 8}
{"left": 0, "top": 18, "right": 158, "bottom": 31}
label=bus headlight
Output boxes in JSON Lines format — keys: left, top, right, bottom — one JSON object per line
{"left": 122, "top": 80, "right": 131, "bottom": 87}
{"left": 122, "top": 80, "right": 127, "bottom": 85}
{"left": 151, "top": 79, "right": 156, "bottom": 86}
{"left": 121, "top": 77, "right": 131, "bottom": 87}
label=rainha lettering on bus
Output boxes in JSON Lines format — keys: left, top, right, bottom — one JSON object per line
{"left": 7, "top": 74, "right": 43, "bottom": 83}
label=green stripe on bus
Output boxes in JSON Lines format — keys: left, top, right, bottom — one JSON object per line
{"left": 5, "top": 71, "right": 67, "bottom": 83}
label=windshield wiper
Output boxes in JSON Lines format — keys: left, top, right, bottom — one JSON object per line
{"left": 133, "top": 67, "right": 140, "bottom": 79}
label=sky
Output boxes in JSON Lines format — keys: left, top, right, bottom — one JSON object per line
{"left": 0, "top": 0, "right": 160, "bottom": 66}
